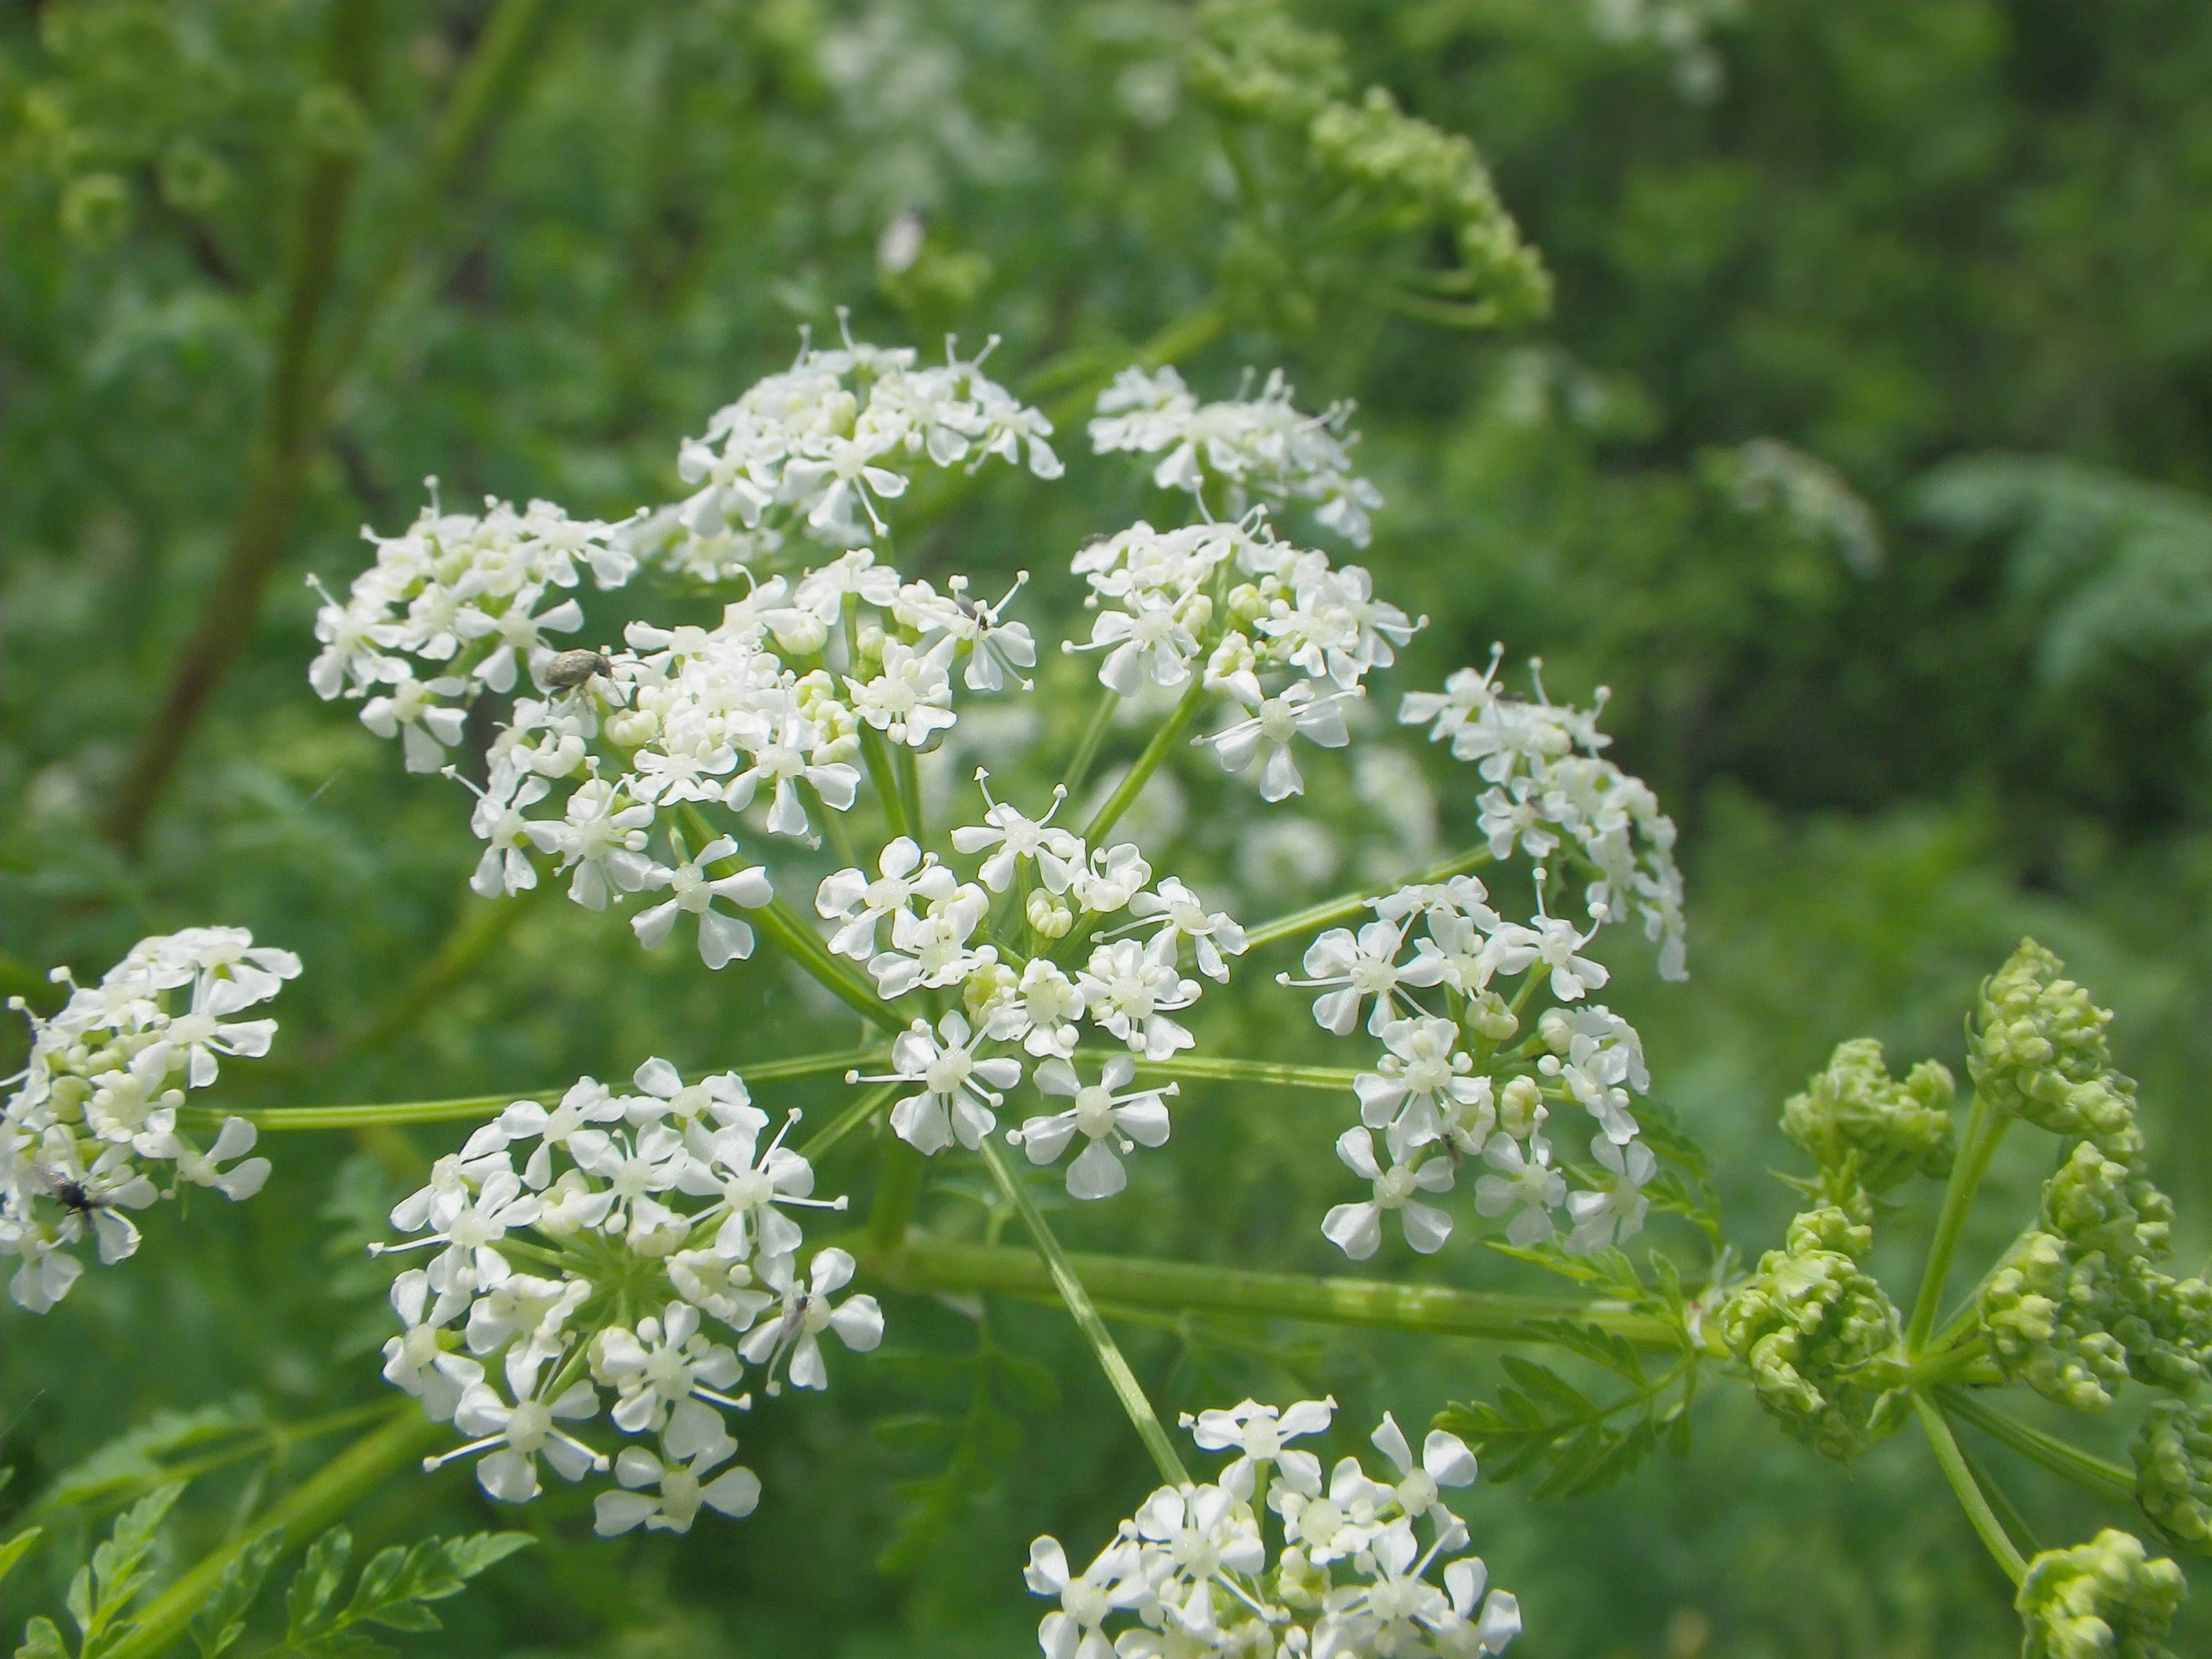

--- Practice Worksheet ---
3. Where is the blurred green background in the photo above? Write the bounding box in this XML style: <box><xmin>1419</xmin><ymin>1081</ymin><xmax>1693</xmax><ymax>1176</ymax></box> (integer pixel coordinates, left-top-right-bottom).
<box><xmin>4</xmin><ymin>1</ymin><xmax>2211</xmax><ymax>1654</ymax></box>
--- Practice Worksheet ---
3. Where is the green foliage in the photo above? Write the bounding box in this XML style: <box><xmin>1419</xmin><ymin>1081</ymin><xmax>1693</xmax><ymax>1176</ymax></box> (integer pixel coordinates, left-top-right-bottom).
<box><xmin>14</xmin><ymin>1483</ymin><xmax>180</xmax><ymax>1659</ymax></box>
<box><xmin>1438</xmin><ymin>1320</ymin><xmax>1693</xmax><ymax>1500</ymax></box>
<box><xmin>2016</xmin><ymin>1529</ymin><xmax>2186</xmax><ymax>1659</ymax></box>
<box><xmin>1717</xmin><ymin>1206</ymin><xmax>1904</xmax><ymax>1463</ymax></box>
<box><xmin>257</xmin><ymin>1528</ymin><xmax>533</xmax><ymax>1659</ymax></box>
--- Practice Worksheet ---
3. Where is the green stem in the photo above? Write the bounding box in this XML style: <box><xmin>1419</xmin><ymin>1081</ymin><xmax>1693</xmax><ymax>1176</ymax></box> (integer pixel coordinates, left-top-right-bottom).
<box><xmin>180</xmin><ymin>1046</ymin><xmax>888</xmax><ymax>1132</ymax></box>
<box><xmin>102</xmin><ymin>0</ymin><xmax>384</xmax><ymax>852</ymax></box>
<box><xmin>870</xmin><ymin>1236</ymin><xmax>1684</xmax><ymax>1349</ymax></box>
<box><xmin>1082</xmin><ymin>677</ymin><xmax>1208</xmax><ymax>844</ymax></box>
<box><xmin>1960</xmin><ymin>1441</ymin><xmax>2043</xmax><ymax>1559</ymax></box>
<box><xmin>1936</xmin><ymin>1387</ymin><xmax>2138</xmax><ymax>1507</ymax></box>
<box><xmin>799</xmin><ymin>1078</ymin><xmax>903</xmax><ymax>1161</ymax></box>
<box><xmin>857</xmin><ymin>725</ymin><xmax>910</xmax><ymax>841</ymax></box>
<box><xmin>866</xmin><ymin>1138</ymin><xmax>927</xmax><ymax>1256</ymax></box>
<box><xmin>1906</xmin><ymin>1091</ymin><xmax>2010</xmax><ymax>1355</ymax></box>
<box><xmin>1913</xmin><ymin>1391</ymin><xmax>2027</xmax><ymax>1586</ymax></box>
<box><xmin>1060</xmin><ymin>686</ymin><xmax>1121</xmax><ymax>799</ymax></box>
<box><xmin>1080</xmin><ymin>1050</ymin><xmax>1361</xmax><ymax>1092</ymax></box>
<box><xmin>893</xmin><ymin>742</ymin><xmax>925</xmax><ymax>845</ymax></box>
<box><xmin>102</xmin><ymin>1410</ymin><xmax>436</xmax><ymax>1659</ymax></box>
<box><xmin>975</xmin><ymin>1141</ymin><xmax>1190</xmax><ymax>1485</ymax></box>
<box><xmin>1241</xmin><ymin>848</ymin><xmax>1495</xmax><ymax>955</ymax></box>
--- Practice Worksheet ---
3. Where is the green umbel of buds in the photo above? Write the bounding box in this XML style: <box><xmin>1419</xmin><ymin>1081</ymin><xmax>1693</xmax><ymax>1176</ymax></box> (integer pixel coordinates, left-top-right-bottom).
<box><xmin>1718</xmin><ymin>1205</ymin><xmax>1904</xmax><ymax>1462</ymax></box>
<box><xmin>2135</xmin><ymin>1400</ymin><xmax>2212</xmax><ymax>1551</ymax></box>
<box><xmin>1971</xmin><ymin>941</ymin><xmax>2140</xmax><ymax>1161</ymax></box>
<box><xmin>2016</xmin><ymin>1529</ymin><xmax>2186</xmax><ymax>1659</ymax></box>
<box><xmin>1983</xmin><ymin>1145</ymin><xmax>2212</xmax><ymax>1411</ymax></box>
<box><xmin>1779</xmin><ymin>1038</ymin><xmax>1953</xmax><ymax>1217</ymax></box>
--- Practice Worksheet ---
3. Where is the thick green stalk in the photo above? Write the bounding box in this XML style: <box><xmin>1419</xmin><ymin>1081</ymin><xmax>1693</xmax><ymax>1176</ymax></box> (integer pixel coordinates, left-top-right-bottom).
<box><xmin>1913</xmin><ymin>1392</ymin><xmax>2027</xmax><ymax>1586</ymax></box>
<box><xmin>1936</xmin><ymin>1387</ymin><xmax>2137</xmax><ymax>1507</ymax></box>
<box><xmin>187</xmin><ymin>1044</ymin><xmax>889</xmax><ymax>1132</ymax></box>
<box><xmin>800</xmin><ymin>1079</ymin><xmax>902</xmax><ymax>1161</ymax></box>
<box><xmin>893</xmin><ymin>742</ymin><xmax>925</xmax><ymax>845</ymax></box>
<box><xmin>976</xmin><ymin>1141</ymin><xmax>1190</xmax><ymax>1485</ymax></box>
<box><xmin>101</xmin><ymin>1410</ymin><xmax>436</xmax><ymax>1659</ymax></box>
<box><xmin>857</xmin><ymin>724</ymin><xmax>911</xmax><ymax>841</ymax></box>
<box><xmin>103</xmin><ymin>0</ymin><xmax>384</xmax><ymax>851</ymax></box>
<box><xmin>866</xmin><ymin>1138</ymin><xmax>928</xmax><ymax>1255</ymax></box>
<box><xmin>872</xmin><ymin>1236</ymin><xmax>1683</xmax><ymax>1349</ymax></box>
<box><xmin>1060</xmin><ymin>686</ymin><xmax>1121</xmax><ymax>799</ymax></box>
<box><xmin>1906</xmin><ymin>1091</ymin><xmax>2010</xmax><ymax>1354</ymax></box>
<box><xmin>1082</xmin><ymin>677</ymin><xmax>1208</xmax><ymax>843</ymax></box>
<box><xmin>1087</xmin><ymin>1051</ymin><xmax>1362</xmax><ymax>1092</ymax></box>
<box><xmin>1241</xmin><ymin>848</ymin><xmax>1494</xmax><ymax>954</ymax></box>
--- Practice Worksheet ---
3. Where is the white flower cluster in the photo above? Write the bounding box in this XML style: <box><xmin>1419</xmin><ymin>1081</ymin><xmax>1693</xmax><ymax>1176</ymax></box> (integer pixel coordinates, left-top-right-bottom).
<box><xmin>831</xmin><ymin>782</ymin><xmax>1246</xmax><ymax>1199</ymax></box>
<box><xmin>306</xmin><ymin>496</ymin><xmax>633</xmax><ymax>772</ymax></box>
<box><xmin>1025</xmin><ymin>1397</ymin><xmax>1519</xmax><ymax>1659</ymax></box>
<box><xmin>1071</xmin><ymin>514</ymin><xmax>1421</xmax><ymax>803</ymax></box>
<box><xmin>447</xmin><ymin>541</ymin><xmax>1042</xmax><ymax>967</ymax></box>
<box><xmin>1287</xmin><ymin>877</ymin><xmax>1657</xmax><ymax>1262</ymax></box>
<box><xmin>377</xmin><ymin>1059</ymin><xmax>879</xmax><ymax>1535</ymax></box>
<box><xmin>670</xmin><ymin>316</ymin><xmax>1063</xmax><ymax>569</ymax></box>
<box><xmin>2</xmin><ymin>929</ymin><xmax>289</xmax><ymax>1313</ymax></box>
<box><xmin>1089</xmin><ymin>366</ymin><xmax>1384</xmax><ymax>547</ymax></box>
<box><xmin>1401</xmin><ymin>655</ymin><xmax>1686</xmax><ymax>980</ymax></box>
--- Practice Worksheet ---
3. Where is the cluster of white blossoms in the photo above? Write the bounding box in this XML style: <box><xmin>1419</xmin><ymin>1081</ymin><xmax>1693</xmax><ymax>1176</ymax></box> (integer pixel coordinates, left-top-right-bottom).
<box><xmin>832</xmin><ymin>782</ymin><xmax>1246</xmax><ymax>1199</ymax></box>
<box><xmin>1</xmin><ymin>929</ymin><xmax>289</xmax><ymax>1312</ymax></box>
<box><xmin>1071</xmin><ymin>512</ymin><xmax>1421</xmax><ymax>805</ymax></box>
<box><xmin>663</xmin><ymin>315</ymin><xmax>1064</xmax><ymax>574</ymax></box>
<box><xmin>1025</xmin><ymin>1397</ymin><xmax>1519</xmax><ymax>1659</ymax></box>
<box><xmin>375</xmin><ymin>1059</ymin><xmax>879</xmax><ymax>1535</ymax></box>
<box><xmin>1294</xmin><ymin>872</ymin><xmax>1658</xmax><ymax>1263</ymax></box>
<box><xmin>1089</xmin><ymin>365</ymin><xmax>1384</xmax><ymax>547</ymax></box>
<box><xmin>1401</xmin><ymin>654</ymin><xmax>1685</xmax><ymax>980</ymax></box>
<box><xmin>306</xmin><ymin>495</ymin><xmax>633</xmax><ymax>772</ymax></box>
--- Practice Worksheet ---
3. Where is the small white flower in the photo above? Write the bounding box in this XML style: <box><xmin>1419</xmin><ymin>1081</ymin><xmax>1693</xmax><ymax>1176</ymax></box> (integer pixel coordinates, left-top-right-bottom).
<box><xmin>1485</xmin><ymin>915</ymin><xmax>1608</xmax><ymax>1003</ymax></box>
<box><xmin>1473</xmin><ymin>1133</ymin><xmax>1566</xmax><ymax>1247</ymax></box>
<box><xmin>1202</xmin><ymin>679</ymin><xmax>1358</xmax><ymax>803</ymax></box>
<box><xmin>1320</xmin><ymin>1128</ymin><xmax>1454</xmax><ymax>1261</ymax></box>
<box><xmin>739</xmin><ymin>1246</ymin><xmax>883</xmax><ymax>1393</ymax></box>
<box><xmin>593</xmin><ymin>1405</ymin><xmax>762</xmax><ymax>1536</ymax></box>
<box><xmin>816</xmin><ymin>837</ymin><xmax>957</xmax><ymax>959</ymax></box>
<box><xmin>862</xmin><ymin>1013</ymin><xmax>1022</xmax><ymax>1155</ymax></box>
<box><xmin>1280</xmin><ymin>919</ymin><xmax>1441</xmax><ymax>1038</ymax></box>
<box><xmin>1565</xmin><ymin>1134</ymin><xmax>1656</xmax><ymax>1254</ymax></box>
<box><xmin>1074</xmin><ymin>937</ymin><xmax>1199</xmax><ymax>1060</ymax></box>
<box><xmin>429</xmin><ymin>1376</ymin><xmax>608</xmax><ymax>1503</ymax></box>
<box><xmin>632</xmin><ymin>833</ymin><xmax>774</xmax><ymax>968</ymax></box>
<box><xmin>1011</xmin><ymin>1053</ymin><xmax>1175</xmax><ymax>1201</ymax></box>
<box><xmin>1182</xmin><ymin>1395</ymin><xmax>1335</xmax><ymax>1500</ymax></box>
<box><xmin>1123</xmin><ymin>877</ymin><xmax>1246</xmax><ymax>983</ymax></box>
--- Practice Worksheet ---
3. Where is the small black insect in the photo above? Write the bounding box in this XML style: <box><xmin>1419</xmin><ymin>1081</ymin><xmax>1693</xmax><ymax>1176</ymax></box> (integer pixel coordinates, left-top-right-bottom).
<box><xmin>30</xmin><ymin>1163</ymin><xmax>111</xmax><ymax>1216</ymax></box>
<box><xmin>543</xmin><ymin>648</ymin><xmax>612</xmax><ymax>691</ymax></box>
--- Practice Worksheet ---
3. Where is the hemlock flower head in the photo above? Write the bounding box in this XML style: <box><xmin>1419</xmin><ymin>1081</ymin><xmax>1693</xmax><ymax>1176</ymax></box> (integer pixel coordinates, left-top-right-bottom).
<box><xmin>3</xmin><ymin>928</ymin><xmax>292</xmax><ymax>1312</ymax></box>
<box><xmin>1024</xmin><ymin>1399</ymin><xmax>1518</xmax><ymax>1659</ymax></box>
<box><xmin>380</xmin><ymin>1060</ymin><xmax>863</xmax><ymax>1531</ymax></box>
<box><xmin>2133</xmin><ymin>1399</ymin><xmax>2212</xmax><ymax>1550</ymax></box>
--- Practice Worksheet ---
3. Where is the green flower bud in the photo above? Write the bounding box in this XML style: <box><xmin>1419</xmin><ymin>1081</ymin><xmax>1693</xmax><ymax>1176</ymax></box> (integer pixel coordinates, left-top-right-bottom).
<box><xmin>158</xmin><ymin>136</ymin><xmax>230</xmax><ymax>213</ymax></box>
<box><xmin>2016</xmin><ymin>1529</ymin><xmax>2186</xmax><ymax>1659</ymax></box>
<box><xmin>1971</xmin><ymin>941</ymin><xmax>2139</xmax><ymax>1156</ymax></box>
<box><xmin>2134</xmin><ymin>1400</ymin><xmax>2212</xmax><ymax>1551</ymax></box>
<box><xmin>1981</xmin><ymin>1132</ymin><xmax>2212</xmax><ymax>1409</ymax></box>
<box><xmin>1189</xmin><ymin>0</ymin><xmax>1347</xmax><ymax>125</ymax></box>
<box><xmin>1718</xmin><ymin>1205</ymin><xmax>1904</xmax><ymax>1461</ymax></box>
<box><xmin>1780</xmin><ymin>1038</ymin><xmax>1953</xmax><ymax>1212</ymax></box>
